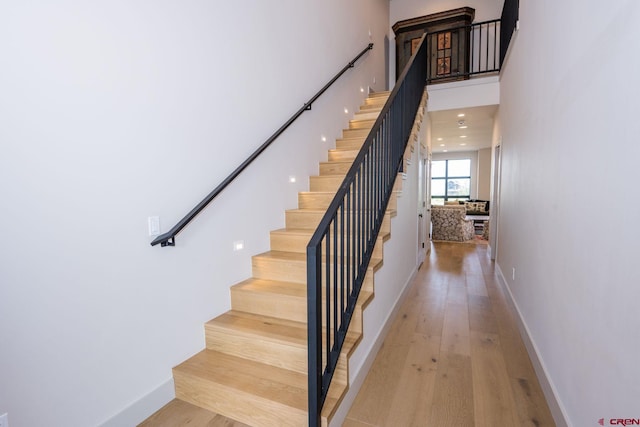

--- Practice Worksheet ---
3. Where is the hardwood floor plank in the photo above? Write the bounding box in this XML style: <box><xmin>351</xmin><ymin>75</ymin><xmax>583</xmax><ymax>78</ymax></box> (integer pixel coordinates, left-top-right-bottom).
<box><xmin>346</xmin><ymin>340</ymin><xmax>411</xmax><ymax>424</ymax></box>
<box><xmin>383</xmin><ymin>333</ymin><xmax>441</xmax><ymax>426</ymax></box>
<box><xmin>470</xmin><ymin>331</ymin><xmax>519</xmax><ymax>427</ymax></box>
<box><xmin>467</xmin><ymin>294</ymin><xmax>499</xmax><ymax>334</ymax></box>
<box><xmin>428</xmin><ymin>352</ymin><xmax>474</xmax><ymax>427</ymax></box>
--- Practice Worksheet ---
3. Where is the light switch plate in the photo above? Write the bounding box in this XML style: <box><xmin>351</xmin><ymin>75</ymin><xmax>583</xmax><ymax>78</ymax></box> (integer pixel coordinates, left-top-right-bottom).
<box><xmin>148</xmin><ymin>216</ymin><xmax>160</xmax><ymax>236</ymax></box>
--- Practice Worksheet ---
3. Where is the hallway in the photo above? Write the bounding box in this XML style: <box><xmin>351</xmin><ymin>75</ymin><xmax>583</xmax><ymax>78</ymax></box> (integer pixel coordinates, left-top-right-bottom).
<box><xmin>344</xmin><ymin>241</ymin><xmax>555</xmax><ymax>426</ymax></box>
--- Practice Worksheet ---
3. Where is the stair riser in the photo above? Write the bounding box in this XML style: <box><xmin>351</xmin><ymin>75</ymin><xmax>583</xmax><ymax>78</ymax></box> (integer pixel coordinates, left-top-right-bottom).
<box><xmin>310</xmin><ymin>175</ymin><xmax>403</xmax><ymax>193</ymax></box>
<box><xmin>299</xmin><ymin>192</ymin><xmax>397</xmax><ymax>211</ymax></box>
<box><xmin>252</xmin><ymin>256</ymin><xmax>379</xmax><ymax>287</ymax></box>
<box><xmin>174</xmin><ymin>371</ymin><xmax>307</xmax><ymax>427</ymax></box>
<box><xmin>231</xmin><ymin>289</ymin><xmax>305</xmax><ymax>322</ymax></box>
<box><xmin>205</xmin><ymin>327</ymin><xmax>352</xmax><ymax>385</ymax></box>
<box><xmin>270</xmin><ymin>231</ymin><xmax>385</xmax><ymax>259</ymax></box>
<box><xmin>328</xmin><ymin>150</ymin><xmax>359</xmax><ymax>162</ymax></box>
<box><xmin>319</xmin><ymin>162</ymin><xmax>352</xmax><ymax>175</ymax></box>
<box><xmin>353</xmin><ymin>111</ymin><xmax>380</xmax><ymax>121</ymax></box>
<box><xmin>335</xmin><ymin>138</ymin><xmax>366</xmax><ymax>150</ymax></box>
<box><xmin>231</xmin><ymin>285</ymin><xmax>371</xmax><ymax>330</ymax></box>
<box><xmin>205</xmin><ymin>327</ymin><xmax>307</xmax><ymax>375</ymax></box>
<box><xmin>349</xmin><ymin>119</ymin><xmax>375</xmax><ymax>130</ymax></box>
<box><xmin>363</xmin><ymin>97</ymin><xmax>387</xmax><ymax>106</ymax></box>
<box><xmin>285</xmin><ymin>210</ymin><xmax>392</xmax><ymax>234</ymax></box>
<box><xmin>342</xmin><ymin>128</ymin><xmax>371</xmax><ymax>139</ymax></box>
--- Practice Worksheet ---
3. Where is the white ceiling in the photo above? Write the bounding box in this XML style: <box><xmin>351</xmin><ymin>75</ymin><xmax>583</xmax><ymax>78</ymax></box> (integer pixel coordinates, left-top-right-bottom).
<box><xmin>430</xmin><ymin>105</ymin><xmax>498</xmax><ymax>154</ymax></box>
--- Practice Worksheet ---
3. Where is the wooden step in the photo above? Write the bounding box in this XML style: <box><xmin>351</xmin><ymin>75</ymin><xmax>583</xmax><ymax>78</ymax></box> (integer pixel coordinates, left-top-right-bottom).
<box><xmin>319</xmin><ymin>160</ymin><xmax>354</xmax><ymax>175</ymax></box>
<box><xmin>342</xmin><ymin>128</ymin><xmax>371</xmax><ymax>139</ymax></box>
<box><xmin>230</xmin><ymin>278</ymin><xmax>373</xmax><ymax>325</ymax></box>
<box><xmin>348</xmin><ymin>118</ymin><xmax>375</xmax><ymax>130</ymax></box>
<box><xmin>270</xmin><ymin>227</ymin><xmax>388</xmax><ymax>259</ymax></box>
<box><xmin>205</xmin><ymin>310</ymin><xmax>365</xmax><ymax>385</ymax></box>
<box><xmin>353</xmin><ymin>110</ymin><xmax>381</xmax><ymax>121</ymax></box>
<box><xmin>231</xmin><ymin>278</ymin><xmax>306</xmax><ymax>323</ymax></box>
<box><xmin>298</xmin><ymin>191</ymin><xmax>398</xmax><ymax>211</ymax></box>
<box><xmin>363</xmin><ymin>95</ymin><xmax>388</xmax><ymax>106</ymax></box>
<box><xmin>284</xmin><ymin>209</ymin><xmax>394</xmax><ymax>233</ymax></box>
<box><xmin>328</xmin><ymin>148</ymin><xmax>360</xmax><ymax>162</ymax></box>
<box><xmin>251</xmin><ymin>250</ymin><xmax>383</xmax><ymax>285</ymax></box>
<box><xmin>335</xmin><ymin>137</ymin><xmax>367</xmax><ymax>150</ymax></box>
<box><xmin>309</xmin><ymin>174</ymin><xmax>402</xmax><ymax>194</ymax></box>
<box><xmin>174</xmin><ymin>346</ymin><xmax>357</xmax><ymax>427</ymax></box>
<box><xmin>359</xmin><ymin>103</ymin><xmax>384</xmax><ymax>111</ymax></box>
<box><xmin>205</xmin><ymin>310</ymin><xmax>307</xmax><ymax>374</ymax></box>
<box><xmin>367</xmin><ymin>91</ymin><xmax>390</xmax><ymax>99</ymax></box>
<box><xmin>173</xmin><ymin>349</ymin><xmax>326</xmax><ymax>427</ymax></box>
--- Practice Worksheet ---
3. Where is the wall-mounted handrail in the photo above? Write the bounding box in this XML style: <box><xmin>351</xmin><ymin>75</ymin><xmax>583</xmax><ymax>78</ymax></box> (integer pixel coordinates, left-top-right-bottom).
<box><xmin>151</xmin><ymin>43</ymin><xmax>373</xmax><ymax>247</ymax></box>
<box><xmin>306</xmin><ymin>34</ymin><xmax>428</xmax><ymax>426</ymax></box>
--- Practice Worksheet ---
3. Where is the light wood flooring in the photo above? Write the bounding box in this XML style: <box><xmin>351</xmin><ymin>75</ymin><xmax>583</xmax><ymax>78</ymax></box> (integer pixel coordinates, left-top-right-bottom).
<box><xmin>140</xmin><ymin>241</ymin><xmax>555</xmax><ymax>426</ymax></box>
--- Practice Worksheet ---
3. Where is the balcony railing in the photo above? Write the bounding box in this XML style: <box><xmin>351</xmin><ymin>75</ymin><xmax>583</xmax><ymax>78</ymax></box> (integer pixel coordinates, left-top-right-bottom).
<box><xmin>426</xmin><ymin>19</ymin><xmax>501</xmax><ymax>84</ymax></box>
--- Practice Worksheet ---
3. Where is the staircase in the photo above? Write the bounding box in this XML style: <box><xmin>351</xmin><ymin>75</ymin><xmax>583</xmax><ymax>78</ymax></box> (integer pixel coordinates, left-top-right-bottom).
<box><xmin>172</xmin><ymin>91</ymin><xmax>403</xmax><ymax>426</ymax></box>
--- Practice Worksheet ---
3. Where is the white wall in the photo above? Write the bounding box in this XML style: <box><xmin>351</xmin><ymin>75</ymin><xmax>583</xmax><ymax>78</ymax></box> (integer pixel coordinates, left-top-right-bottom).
<box><xmin>0</xmin><ymin>1</ymin><xmax>390</xmax><ymax>425</ymax></box>
<box><xmin>496</xmin><ymin>1</ymin><xmax>640</xmax><ymax>426</ymax></box>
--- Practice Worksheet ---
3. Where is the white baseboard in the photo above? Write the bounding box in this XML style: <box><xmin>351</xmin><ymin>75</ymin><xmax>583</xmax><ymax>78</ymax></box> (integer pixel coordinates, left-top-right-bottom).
<box><xmin>98</xmin><ymin>378</ymin><xmax>175</xmax><ymax>427</ymax></box>
<box><xmin>495</xmin><ymin>264</ymin><xmax>571</xmax><ymax>427</ymax></box>
<box><xmin>329</xmin><ymin>266</ymin><xmax>418</xmax><ymax>427</ymax></box>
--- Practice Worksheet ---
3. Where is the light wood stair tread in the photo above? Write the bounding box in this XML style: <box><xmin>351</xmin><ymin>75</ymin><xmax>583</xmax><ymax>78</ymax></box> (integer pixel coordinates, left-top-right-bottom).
<box><xmin>285</xmin><ymin>207</ymin><xmax>397</xmax><ymax>218</ymax></box>
<box><xmin>174</xmin><ymin>349</ymin><xmax>308</xmax><ymax>409</ymax></box>
<box><xmin>208</xmin><ymin>310</ymin><xmax>307</xmax><ymax>345</ymax></box>
<box><xmin>232</xmin><ymin>278</ymin><xmax>306</xmax><ymax>298</ymax></box>
<box><xmin>271</xmin><ymin>227</ymin><xmax>390</xmax><ymax>241</ymax></box>
<box><xmin>254</xmin><ymin>250</ymin><xmax>383</xmax><ymax>271</ymax></box>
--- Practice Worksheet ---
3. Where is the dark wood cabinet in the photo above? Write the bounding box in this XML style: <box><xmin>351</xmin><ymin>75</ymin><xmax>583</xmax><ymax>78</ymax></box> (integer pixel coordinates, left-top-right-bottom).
<box><xmin>392</xmin><ymin>7</ymin><xmax>475</xmax><ymax>83</ymax></box>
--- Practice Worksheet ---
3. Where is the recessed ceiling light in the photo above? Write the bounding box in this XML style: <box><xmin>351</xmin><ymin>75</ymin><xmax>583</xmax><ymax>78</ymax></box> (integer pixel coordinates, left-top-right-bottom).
<box><xmin>459</xmin><ymin>125</ymin><xmax>468</xmax><ymax>129</ymax></box>
<box><xmin>440</xmin><ymin>143</ymin><xmax>445</xmax><ymax>147</ymax></box>
<box><xmin>460</xmin><ymin>135</ymin><xmax>467</xmax><ymax>138</ymax></box>
<box><xmin>460</xmin><ymin>143</ymin><xmax>467</xmax><ymax>146</ymax></box>
<box><xmin>443</xmin><ymin>149</ymin><xmax>448</xmax><ymax>152</ymax></box>
<box><xmin>457</xmin><ymin>113</ymin><xmax>465</xmax><ymax>117</ymax></box>
<box><xmin>437</xmin><ymin>137</ymin><xmax>443</xmax><ymax>141</ymax></box>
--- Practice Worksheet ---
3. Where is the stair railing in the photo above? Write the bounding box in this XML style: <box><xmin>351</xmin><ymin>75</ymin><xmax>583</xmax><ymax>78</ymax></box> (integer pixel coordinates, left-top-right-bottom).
<box><xmin>306</xmin><ymin>34</ymin><xmax>428</xmax><ymax>426</ymax></box>
<box><xmin>151</xmin><ymin>43</ymin><xmax>373</xmax><ymax>247</ymax></box>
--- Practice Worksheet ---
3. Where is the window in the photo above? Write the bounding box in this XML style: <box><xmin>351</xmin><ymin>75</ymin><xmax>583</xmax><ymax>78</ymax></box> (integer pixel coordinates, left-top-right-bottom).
<box><xmin>431</xmin><ymin>159</ymin><xmax>471</xmax><ymax>205</ymax></box>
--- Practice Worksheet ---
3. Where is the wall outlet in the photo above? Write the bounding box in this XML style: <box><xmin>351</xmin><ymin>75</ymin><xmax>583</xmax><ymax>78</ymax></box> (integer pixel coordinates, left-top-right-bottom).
<box><xmin>0</xmin><ymin>412</ymin><xmax>9</xmax><ymax>427</ymax></box>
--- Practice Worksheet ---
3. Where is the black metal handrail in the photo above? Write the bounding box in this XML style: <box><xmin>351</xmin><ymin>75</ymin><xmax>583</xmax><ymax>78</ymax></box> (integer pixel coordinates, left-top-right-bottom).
<box><xmin>151</xmin><ymin>43</ymin><xmax>373</xmax><ymax>247</ymax></box>
<box><xmin>426</xmin><ymin>19</ymin><xmax>501</xmax><ymax>84</ymax></box>
<box><xmin>306</xmin><ymin>35</ymin><xmax>428</xmax><ymax>426</ymax></box>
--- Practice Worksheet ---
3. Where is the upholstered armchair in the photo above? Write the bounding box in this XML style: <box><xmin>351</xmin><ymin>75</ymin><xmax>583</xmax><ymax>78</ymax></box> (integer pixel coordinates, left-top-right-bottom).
<box><xmin>431</xmin><ymin>205</ymin><xmax>475</xmax><ymax>242</ymax></box>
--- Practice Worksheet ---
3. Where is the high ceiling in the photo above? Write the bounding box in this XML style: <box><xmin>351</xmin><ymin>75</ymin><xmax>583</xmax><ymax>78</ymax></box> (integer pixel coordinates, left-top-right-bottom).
<box><xmin>430</xmin><ymin>105</ymin><xmax>498</xmax><ymax>154</ymax></box>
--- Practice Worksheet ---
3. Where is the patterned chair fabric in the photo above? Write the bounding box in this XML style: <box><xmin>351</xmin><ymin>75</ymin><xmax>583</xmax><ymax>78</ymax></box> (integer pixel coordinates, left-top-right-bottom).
<box><xmin>431</xmin><ymin>205</ymin><xmax>475</xmax><ymax>242</ymax></box>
